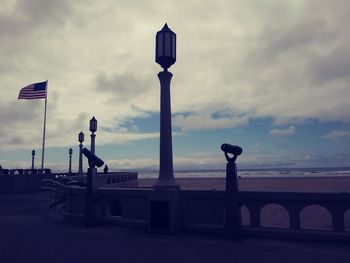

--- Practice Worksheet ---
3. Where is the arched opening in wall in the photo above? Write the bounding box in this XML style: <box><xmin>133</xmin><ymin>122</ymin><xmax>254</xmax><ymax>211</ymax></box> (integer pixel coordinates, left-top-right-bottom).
<box><xmin>260</xmin><ymin>203</ymin><xmax>290</xmax><ymax>228</ymax></box>
<box><xmin>344</xmin><ymin>209</ymin><xmax>350</xmax><ymax>231</ymax></box>
<box><xmin>110</xmin><ymin>201</ymin><xmax>122</xmax><ymax>217</ymax></box>
<box><xmin>241</xmin><ymin>205</ymin><xmax>250</xmax><ymax>226</ymax></box>
<box><xmin>300</xmin><ymin>205</ymin><xmax>332</xmax><ymax>231</ymax></box>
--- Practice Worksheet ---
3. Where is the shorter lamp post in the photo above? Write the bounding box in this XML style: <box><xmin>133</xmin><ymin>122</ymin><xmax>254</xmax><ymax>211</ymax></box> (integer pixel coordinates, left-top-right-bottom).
<box><xmin>221</xmin><ymin>143</ymin><xmax>243</xmax><ymax>240</ymax></box>
<box><xmin>68</xmin><ymin>148</ymin><xmax>73</xmax><ymax>175</ymax></box>
<box><xmin>89</xmin><ymin>117</ymin><xmax>97</xmax><ymax>155</ymax></box>
<box><xmin>78</xmin><ymin>132</ymin><xmax>84</xmax><ymax>175</ymax></box>
<box><xmin>31</xmin><ymin>149</ymin><xmax>35</xmax><ymax>170</ymax></box>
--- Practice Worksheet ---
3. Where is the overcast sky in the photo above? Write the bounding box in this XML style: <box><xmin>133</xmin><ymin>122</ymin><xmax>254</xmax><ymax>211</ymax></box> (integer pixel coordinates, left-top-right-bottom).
<box><xmin>1</xmin><ymin>0</ymin><xmax>350</xmax><ymax>171</ymax></box>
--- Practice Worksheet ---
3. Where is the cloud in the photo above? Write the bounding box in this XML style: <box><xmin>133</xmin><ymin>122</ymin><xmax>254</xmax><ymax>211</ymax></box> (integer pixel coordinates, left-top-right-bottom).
<box><xmin>324</xmin><ymin>130</ymin><xmax>350</xmax><ymax>140</ymax></box>
<box><xmin>270</xmin><ymin>126</ymin><xmax>296</xmax><ymax>137</ymax></box>
<box><xmin>95</xmin><ymin>72</ymin><xmax>152</xmax><ymax>102</ymax></box>
<box><xmin>173</xmin><ymin>113</ymin><xmax>249</xmax><ymax>131</ymax></box>
<box><xmin>1</xmin><ymin>0</ymin><xmax>350</xmax><ymax>170</ymax></box>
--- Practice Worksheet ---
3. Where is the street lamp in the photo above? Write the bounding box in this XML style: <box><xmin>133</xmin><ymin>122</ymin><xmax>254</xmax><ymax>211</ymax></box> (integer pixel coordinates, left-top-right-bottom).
<box><xmin>153</xmin><ymin>23</ymin><xmax>179</xmax><ymax>189</ymax></box>
<box><xmin>89</xmin><ymin>117</ymin><xmax>97</xmax><ymax>154</ymax></box>
<box><xmin>156</xmin><ymin>23</ymin><xmax>176</xmax><ymax>70</ymax></box>
<box><xmin>31</xmin><ymin>149</ymin><xmax>35</xmax><ymax>170</ymax></box>
<box><xmin>68</xmin><ymin>148</ymin><xmax>73</xmax><ymax>175</ymax></box>
<box><xmin>78</xmin><ymin>131</ymin><xmax>84</xmax><ymax>175</ymax></box>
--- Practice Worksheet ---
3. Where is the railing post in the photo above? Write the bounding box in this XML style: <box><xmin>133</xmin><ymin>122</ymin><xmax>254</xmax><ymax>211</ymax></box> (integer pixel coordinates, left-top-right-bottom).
<box><xmin>288</xmin><ymin>204</ymin><xmax>302</xmax><ymax>230</ymax></box>
<box><xmin>330</xmin><ymin>206</ymin><xmax>345</xmax><ymax>232</ymax></box>
<box><xmin>249</xmin><ymin>204</ymin><xmax>261</xmax><ymax>227</ymax></box>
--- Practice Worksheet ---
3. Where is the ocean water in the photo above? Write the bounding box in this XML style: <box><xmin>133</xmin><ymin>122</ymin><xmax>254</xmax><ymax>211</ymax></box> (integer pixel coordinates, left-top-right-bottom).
<box><xmin>137</xmin><ymin>167</ymin><xmax>350</xmax><ymax>179</ymax></box>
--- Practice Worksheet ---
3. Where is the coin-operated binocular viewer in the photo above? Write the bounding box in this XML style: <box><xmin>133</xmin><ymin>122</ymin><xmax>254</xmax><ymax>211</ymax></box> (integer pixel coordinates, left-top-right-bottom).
<box><xmin>82</xmin><ymin>147</ymin><xmax>104</xmax><ymax>227</ymax></box>
<box><xmin>221</xmin><ymin>143</ymin><xmax>243</xmax><ymax>239</ymax></box>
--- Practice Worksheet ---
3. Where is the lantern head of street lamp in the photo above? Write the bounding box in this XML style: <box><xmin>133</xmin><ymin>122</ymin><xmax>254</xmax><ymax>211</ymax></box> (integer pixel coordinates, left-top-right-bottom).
<box><xmin>155</xmin><ymin>23</ymin><xmax>176</xmax><ymax>70</ymax></box>
<box><xmin>32</xmin><ymin>149</ymin><xmax>35</xmax><ymax>157</ymax></box>
<box><xmin>78</xmin><ymin>131</ymin><xmax>84</xmax><ymax>143</ymax></box>
<box><xmin>69</xmin><ymin>148</ymin><xmax>73</xmax><ymax>155</ymax></box>
<box><xmin>89</xmin><ymin>117</ymin><xmax>97</xmax><ymax>133</ymax></box>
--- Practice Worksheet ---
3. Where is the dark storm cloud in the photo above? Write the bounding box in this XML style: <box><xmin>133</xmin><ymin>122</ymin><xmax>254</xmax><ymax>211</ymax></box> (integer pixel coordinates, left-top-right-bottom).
<box><xmin>0</xmin><ymin>100</ymin><xmax>40</xmax><ymax>124</ymax></box>
<box><xmin>214</xmin><ymin>0</ymin><xmax>350</xmax><ymax>126</ymax></box>
<box><xmin>0</xmin><ymin>100</ymin><xmax>44</xmax><ymax>149</ymax></box>
<box><xmin>95</xmin><ymin>72</ymin><xmax>152</xmax><ymax>102</ymax></box>
<box><xmin>47</xmin><ymin>112</ymin><xmax>89</xmax><ymax>140</ymax></box>
<box><xmin>0</xmin><ymin>0</ymin><xmax>72</xmax><ymax>37</ymax></box>
<box><xmin>1</xmin><ymin>0</ymin><xmax>350</xmax><ymax>155</ymax></box>
<box><xmin>255</xmin><ymin>18</ymin><xmax>333</xmax><ymax>62</ymax></box>
<box><xmin>250</xmin><ymin>1</ymin><xmax>350</xmax><ymax>86</ymax></box>
<box><xmin>309</xmin><ymin>46</ymin><xmax>350</xmax><ymax>84</ymax></box>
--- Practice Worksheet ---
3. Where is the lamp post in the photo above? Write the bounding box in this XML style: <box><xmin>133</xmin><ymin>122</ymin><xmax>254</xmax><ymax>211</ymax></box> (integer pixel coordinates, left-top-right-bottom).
<box><xmin>68</xmin><ymin>148</ymin><xmax>73</xmax><ymax>175</ymax></box>
<box><xmin>78</xmin><ymin>131</ymin><xmax>84</xmax><ymax>175</ymax></box>
<box><xmin>153</xmin><ymin>23</ymin><xmax>179</xmax><ymax>189</ymax></box>
<box><xmin>89</xmin><ymin>117</ymin><xmax>97</xmax><ymax>155</ymax></box>
<box><xmin>31</xmin><ymin>149</ymin><xmax>35</xmax><ymax>170</ymax></box>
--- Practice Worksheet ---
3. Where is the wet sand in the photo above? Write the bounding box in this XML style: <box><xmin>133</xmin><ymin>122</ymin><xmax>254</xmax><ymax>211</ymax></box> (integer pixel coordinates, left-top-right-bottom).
<box><xmin>138</xmin><ymin>176</ymin><xmax>350</xmax><ymax>193</ymax></box>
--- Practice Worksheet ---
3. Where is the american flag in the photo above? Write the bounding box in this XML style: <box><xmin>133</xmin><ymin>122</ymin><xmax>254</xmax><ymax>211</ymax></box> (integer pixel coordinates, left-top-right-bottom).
<box><xmin>18</xmin><ymin>81</ymin><xmax>47</xmax><ymax>100</ymax></box>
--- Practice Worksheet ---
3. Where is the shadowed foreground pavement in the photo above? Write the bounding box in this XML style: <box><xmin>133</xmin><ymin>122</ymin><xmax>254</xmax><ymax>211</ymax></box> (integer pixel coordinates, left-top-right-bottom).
<box><xmin>0</xmin><ymin>191</ymin><xmax>350</xmax><ymax>263</ymax></box>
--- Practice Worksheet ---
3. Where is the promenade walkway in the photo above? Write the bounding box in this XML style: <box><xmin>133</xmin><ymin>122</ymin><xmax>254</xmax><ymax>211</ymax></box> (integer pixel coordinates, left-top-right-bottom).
<box><xmin>0</xmin><ymin>191</ymin><xmax>349</xmax><ymax>263</ymax></box>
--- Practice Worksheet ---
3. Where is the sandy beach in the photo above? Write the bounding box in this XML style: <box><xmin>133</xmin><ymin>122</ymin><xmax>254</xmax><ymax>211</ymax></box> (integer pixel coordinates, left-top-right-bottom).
<box><xmin>138</xmin><ymin>176</ymin><xmax>350</xmax><ymax>193</ymax></box>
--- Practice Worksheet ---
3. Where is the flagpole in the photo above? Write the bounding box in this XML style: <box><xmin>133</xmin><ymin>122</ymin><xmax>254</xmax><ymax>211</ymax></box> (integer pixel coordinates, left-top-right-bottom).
<box><xmin>41</xmin><ymin>80</ymin><xmax>48</xmax><ymax>169</ymax></box>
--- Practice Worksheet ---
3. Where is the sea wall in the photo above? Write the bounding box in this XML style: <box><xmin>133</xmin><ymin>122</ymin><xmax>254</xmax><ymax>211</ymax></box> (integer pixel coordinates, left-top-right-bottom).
<box><xmin>64</xmin><ymin>187</ymin><xmax>350</xmax><ymax>241</ymax></box>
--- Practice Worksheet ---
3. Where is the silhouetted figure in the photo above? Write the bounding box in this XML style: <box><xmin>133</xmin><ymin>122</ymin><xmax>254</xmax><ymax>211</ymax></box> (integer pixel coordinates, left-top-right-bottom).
<box><xmin>103</xmin><ymin>165</ymin><xmax>108</xmax><ymax>174</ymax></box>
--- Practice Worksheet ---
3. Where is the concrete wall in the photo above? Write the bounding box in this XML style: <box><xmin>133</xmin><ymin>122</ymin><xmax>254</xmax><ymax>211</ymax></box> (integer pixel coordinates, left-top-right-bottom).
<box><xmin>64</xmin><ymin>187</ymin><xmax>350</xmax><ymax>240</ymax></box>
<box><xmin>0</xmin><ymin>169</ymin><xmax>52</xmax><ymax>194</ymax></box>
<box><xmin>66</xmin><ymin>172</ymin><xmax>138</xmax><ymax>187</ymax></box>
<box><xmin>0</xmin><ymin>171</ymin><xmax>137</xmax><ymax>194</ymax></box>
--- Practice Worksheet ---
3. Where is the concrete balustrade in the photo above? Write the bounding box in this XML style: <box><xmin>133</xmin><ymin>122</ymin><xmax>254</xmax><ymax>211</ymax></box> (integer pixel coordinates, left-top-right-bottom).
<box><xmin>64</xmin><ymin>187</ymin><xmax>350</xmax><ymax>241</ymax></box>
<box><xmin>0</xmin><ymin>170</ymin><xmax>137</xmax><ymax>194</ymax></box>
<box><xmin>240</xmin><ymin>191</ymin><xmax>350</xmax><ymax>233</ymax></box>
<box><xmin>0</xmin><ymin>169</ymin><xmax>50</xmax><ymax>193</ymax></box>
